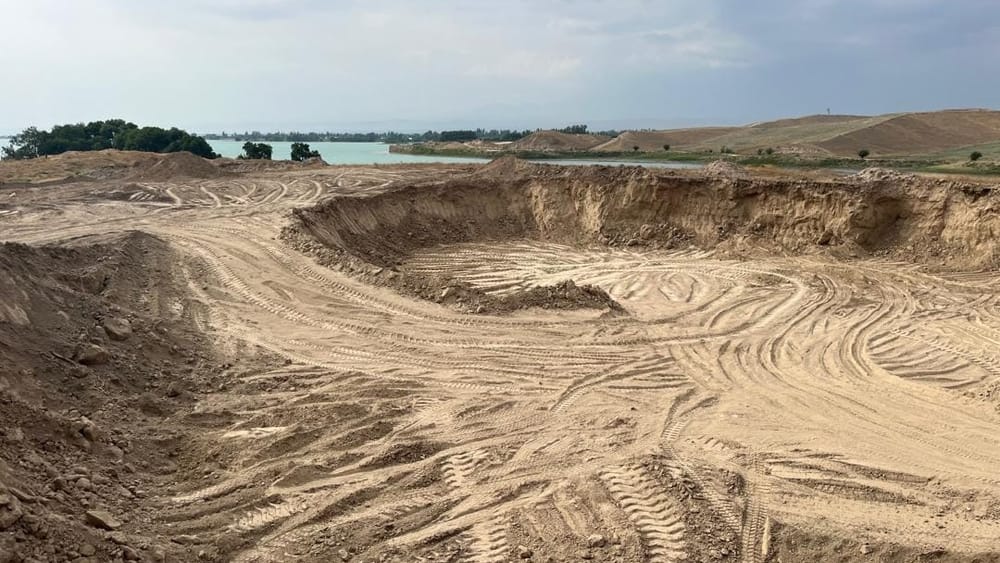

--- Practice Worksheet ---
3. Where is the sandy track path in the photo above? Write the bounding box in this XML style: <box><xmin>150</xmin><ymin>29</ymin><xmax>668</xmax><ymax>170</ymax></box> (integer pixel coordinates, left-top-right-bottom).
<box><xmin>5</xmin><ymin>164</ymin><xmax>1000</xmax><ymax>561</ymax></box>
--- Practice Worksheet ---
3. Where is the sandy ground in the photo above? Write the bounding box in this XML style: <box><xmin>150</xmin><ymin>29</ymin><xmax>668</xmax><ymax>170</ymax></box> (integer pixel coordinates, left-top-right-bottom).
<box><xmin>2</xmin><ymin>154</ymin><xmax>1000</xmax><ymax>562</ymax></box>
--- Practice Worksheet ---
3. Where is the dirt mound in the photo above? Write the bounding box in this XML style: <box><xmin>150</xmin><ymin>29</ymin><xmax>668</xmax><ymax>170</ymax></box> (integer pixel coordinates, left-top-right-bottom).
<box><xmin>126</xmin><ymin>151</ymin><xmax>227</xmax><ymax>181</ymax></box>
<box><xmin>0</xmin><ymin>231</ymin><xmax>221</xmax><ymax>562</ymax></box>
<box><xmin>509</xmin><ymin>131</ymin><xmax>610</xmax><ymax>151</ymax></box>
<box><xmin>0</xmin><ymin>150</ymin><xmax>229</xmax><ymax>186</ymax></box>
<box><xmin>703</xmin><ymin>159</ymin><xmax>750</xmax><ymax>179</ymax></box>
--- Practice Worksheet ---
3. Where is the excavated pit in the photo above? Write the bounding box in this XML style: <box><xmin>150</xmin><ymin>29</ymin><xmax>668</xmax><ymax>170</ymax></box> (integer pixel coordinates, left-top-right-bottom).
<box><xmin>287</xmin><ymin>160</ymin><xmax>1000</xmax><ymax>313</ymax></box>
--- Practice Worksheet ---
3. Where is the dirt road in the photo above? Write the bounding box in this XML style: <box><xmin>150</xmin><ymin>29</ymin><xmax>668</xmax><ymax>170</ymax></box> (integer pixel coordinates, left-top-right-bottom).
<box><xmin>2</xmin><ymin>155</ymin><xmax>1000</xmax><ymax>562</ymax></box>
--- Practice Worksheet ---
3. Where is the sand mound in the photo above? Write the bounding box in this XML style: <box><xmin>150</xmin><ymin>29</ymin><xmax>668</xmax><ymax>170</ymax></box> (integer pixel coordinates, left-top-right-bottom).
<box><xmin>703</xmin><ymin>159</ymin><xmax>750</xmax><ymax>179</ymax></box>
<box><xmin>126</xmin><ymin>151</ymin><xmax>226</xmax><ymax>181</ymax></box>
<box><xmin>509</xmin><ymin>131</ymin><xmax>610</xmax><ymax>151</ymax></box>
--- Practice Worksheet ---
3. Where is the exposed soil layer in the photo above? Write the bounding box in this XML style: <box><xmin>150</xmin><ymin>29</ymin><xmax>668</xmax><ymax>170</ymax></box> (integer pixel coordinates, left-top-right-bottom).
<box><xmin>2</xmin><ymin>152</ymin><xmax>1000</xmax><ymax>562</ymax></box>
<box><xmin>290</xmin><ymin>157</ymin><xmax>1000</xmax><ymax>274</ymax></box>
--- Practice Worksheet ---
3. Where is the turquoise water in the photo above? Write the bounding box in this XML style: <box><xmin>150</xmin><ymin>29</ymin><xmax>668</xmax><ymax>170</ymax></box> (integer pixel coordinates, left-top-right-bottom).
<box><xmin>208</xmin><ymin>141</ymin><xmax>487</xmax><ymax>164</ymax></box>
<box><xmin>208</xmin><ymin>140</ymin><xmax>703</xmax><ymax>169</ymax></box>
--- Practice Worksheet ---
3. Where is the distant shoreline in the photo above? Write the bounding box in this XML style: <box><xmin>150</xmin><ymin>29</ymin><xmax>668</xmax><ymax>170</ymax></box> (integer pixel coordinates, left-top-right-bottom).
<box><xmin>389</xmin><ymin>143</ymin><xmax>1000</xmax><ymax>176</ymax></box>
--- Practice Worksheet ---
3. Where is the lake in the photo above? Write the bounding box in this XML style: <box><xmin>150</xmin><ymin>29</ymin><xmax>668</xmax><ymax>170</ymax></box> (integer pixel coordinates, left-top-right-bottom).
<box><xmin>207</xmin><ymin>140</ymin><xmax>703</xmax><ymax>169</ymax></box>
<box><xmin>208</xmin><ymin>141</ymin><xmax>486</xmax><ymax>164</ymax></box>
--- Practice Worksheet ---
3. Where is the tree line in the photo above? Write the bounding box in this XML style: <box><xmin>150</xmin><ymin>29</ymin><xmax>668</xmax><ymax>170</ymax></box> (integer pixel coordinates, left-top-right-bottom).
<box><xmin>1</xmin><ymin>119</ymin><xmax>217</xmax><ymax>160</ymax></box>
<box><xmin>206</xmin><ymin>125</ymin><xmax>620</xmax><ymax>144</ymax></box>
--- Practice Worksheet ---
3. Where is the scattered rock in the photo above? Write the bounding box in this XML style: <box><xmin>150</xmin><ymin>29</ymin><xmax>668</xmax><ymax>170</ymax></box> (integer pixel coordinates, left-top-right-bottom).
<box><xmin>84</xmin><ymin>509</ymin><xmax>122</xmax><ymax>530</ymax></box>
<box><xmin>338</xmin><ymin>548</ymin><xmax>350</xmax><ymax>561</ymax></box>
<box><xmin>586</xmin><ymin>534</ymin><xmax>606</xmax><ymax>548</ymax></box>
<box><xmin>516</xmin><ymin>545</ymin><xmax>533</xmax><ymax>559</ymax></box>
<box><xmin>78</xmin><ymin>417</ymin><xmax>100</xmax><ymax>442</ymax></box>
<box><xmin>0</xmin><ymin>491</ymin><xmax>24</xmax><ymax>530</ymax></box>
<box><xmin>165</xmin><ymin>381</ymin><xmax>183</xmax><ymax>398</ymax></box>
<box><xmin>79</xmin><ymin>544</ymin><xmax>96</xmax><ymax>556</ymax></box>
<box><xmin>860</xmin><ymin>543</ymin><xmax>873</xmax><ymax>555</ymax></box>
<box><xmin>122</xmin><ymin>546</ymin><xmax>141</xmax><ymax>561</ymax></box>
<box><xmin>102</xmin><ymin>317</ymin><xmax>132</xmax><ymax>341</ymax></box>
<box><xmin>75</xmin><ymin>344</ymin><xmax>110</xmax><ymax>366</ymax></box>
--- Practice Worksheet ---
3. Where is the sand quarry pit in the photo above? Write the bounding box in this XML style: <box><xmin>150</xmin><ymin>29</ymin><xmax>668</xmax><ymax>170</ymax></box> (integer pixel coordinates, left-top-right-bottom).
<box><xmin>2</xmin><ymin>154</ymin><xmax>1000</xmax><ymax>562</ymax></box>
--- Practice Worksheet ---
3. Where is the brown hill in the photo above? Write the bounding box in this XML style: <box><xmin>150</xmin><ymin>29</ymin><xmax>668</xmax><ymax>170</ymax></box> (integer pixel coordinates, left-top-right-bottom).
<box><xmin>594</xmin><ymin>109</ymin><xmax>1000</xmax><ymax>157</ymax></box>
<box><xmin>816</xmin><ymin>109</ymin><xmax>1000</xmax><ymax>156</ymax></box>
<box><xmin>509</xmin><ymin>131</ymin><xmax>610</xmax><ymax>151</ymax></box>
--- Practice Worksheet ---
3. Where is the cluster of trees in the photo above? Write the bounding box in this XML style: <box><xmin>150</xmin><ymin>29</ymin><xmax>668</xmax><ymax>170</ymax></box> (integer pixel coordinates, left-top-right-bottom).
<box><xmin>239</xmin><ymin>142</ymin><xmax>273</xmax><ymax>160</ymax></box>
<box><xmin>290</xmin><ymin>142</ymin><xmax>320</xmax><ymax>161</ymax></box>
<box><xmin>237</xmin><ymin>142</ymin><xmax>322</xmax><ymax>161</ymax></box>
<box><xmin>1</xmin><ymin>120</ymin><xmax>218</xmax><ymax>160</ymax></box>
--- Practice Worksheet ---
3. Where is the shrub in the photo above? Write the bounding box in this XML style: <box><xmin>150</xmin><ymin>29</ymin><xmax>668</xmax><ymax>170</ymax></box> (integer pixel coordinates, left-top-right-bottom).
<box><xmin>970</xmin><ymin>151</ymin><xmax>983</xmax><ymax>162</ymax></box>
<box><xmin>633</xmin><ymin>145</ymin><xmax>640</xmax><ymax>152</ymax></box>
<box><xmin>663</xmin><ymin>144</ymin><xmax>670</xmax><ymax>151</ymax></box>
<box><xmin>858</xmin><ymin>149</ymin><xmax>870</xmax><ymax>159</ymax></box>
<box><xmin>765</xmin><ymin>147</ymin><xmax>774</xmax><ymax>155</ymax></box>
<box><xmin>239</xmin><ymin>142</ymin><xmax>272</xmax><ymax>160</ymax></box>
<box><xmin>291</xmin><ymin>142</ymin><xmax>321</xmax><ymax>162</ymax></box>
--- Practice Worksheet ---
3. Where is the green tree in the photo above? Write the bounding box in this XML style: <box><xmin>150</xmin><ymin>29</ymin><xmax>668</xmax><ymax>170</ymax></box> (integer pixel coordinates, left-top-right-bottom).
<box><xmin>765</xmin><ymin>147</ymin><xmax>774</xmax><ymax>155</ymax></box>
<box><xmin>663</xmin><ymin>144</ymin><xmax>670</xmax><ymax>151</ymax></box>
<box><xmin>290</xmin><ymin>142</ymin><xmax>321</xmax><ymax>162</ymax></box>
<box><xmin>633</xmin><ymin>145</ymin><xmax>640</xmax><ymax>152</ymax></box>
<box><xmin>240</xmin><ymin>142</ymin><xmax>272</xmax><ymax>160</ymax></box>
<box><xmin>970</xmin><ymin>151</ymin><xmax>983</xmax><ymax>162</ymax></box>
<box><xmin>1</xmin><ymin>120</ymin><xmax>216</xmax><ymax>160</ymax></box>
<box><xmin>858</xmin><ymin>149</ymin><xmax>870</xmax><ymax>159</ymax></box>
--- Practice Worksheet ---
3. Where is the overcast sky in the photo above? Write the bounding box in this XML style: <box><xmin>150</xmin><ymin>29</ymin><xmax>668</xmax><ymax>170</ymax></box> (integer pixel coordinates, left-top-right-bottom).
<box><xmin>2</xmin><ymin>0</ymin><xmax>998</xmax><ymax>134</ymax></box>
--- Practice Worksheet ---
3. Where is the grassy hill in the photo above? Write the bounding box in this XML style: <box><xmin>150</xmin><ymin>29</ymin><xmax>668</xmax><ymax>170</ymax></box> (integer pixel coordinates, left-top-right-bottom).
<box><xmin>594</xmin><ymin>109</ymin><xmax>1000</xmax><ymax>158</ymax></box>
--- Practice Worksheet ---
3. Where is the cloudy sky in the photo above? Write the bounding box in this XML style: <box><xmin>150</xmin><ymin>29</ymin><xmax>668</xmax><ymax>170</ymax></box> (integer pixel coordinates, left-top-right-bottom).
<box><xmin>2</xmin><ymin>0</ymin><xmax>998</xmax><ymax>133</ymax></box>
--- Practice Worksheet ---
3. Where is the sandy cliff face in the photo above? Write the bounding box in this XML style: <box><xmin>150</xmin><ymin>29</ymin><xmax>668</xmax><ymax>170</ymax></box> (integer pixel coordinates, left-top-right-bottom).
<box><xmin>292</xmin><ymin>161</ymin><xmax>1000</xmax><ymax>270</ymax></box>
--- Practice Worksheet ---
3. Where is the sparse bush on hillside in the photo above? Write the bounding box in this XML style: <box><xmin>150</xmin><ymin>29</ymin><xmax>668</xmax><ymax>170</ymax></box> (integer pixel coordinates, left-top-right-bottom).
<box><xmin>720</xmin><ymin>146</ymin><xmax>734</xmax><ymax>154</ymax></box>
<box><xmin>633</xmin><ymin>145</ymin><xmax>640</xmax><ymax>152</ymax></box>
<box><xmin>290</xmin><ymin>142</ymin><xmax>321</xmax><ymax>162</ymax></box>
<box><xmin>239</xmin><ymin>142</ymin><xmax>272</xmax><ymax>160</ymax></box>
<box><xmin>757</xmin><ymin>149</ymin><xmax>764</xmax><ymax>155</ymax></box>
<box><xmin>765</xmin><ymin>147</ymin><xmax>775</xmax><ymax>155</ymax></box>
<box><xmin>663</xmin><ymin>144</ymin><xmax>670</xmax><ymax>151</ymax></box>
<box><xmin>970</xmin><ymin>151</ymin><xmax>983</xmax><ymax>162</ymax></box>
<box><xmin>858</xmin><ymin>149</ymin><xmax>870</xmax><ymax>159</ymax></box>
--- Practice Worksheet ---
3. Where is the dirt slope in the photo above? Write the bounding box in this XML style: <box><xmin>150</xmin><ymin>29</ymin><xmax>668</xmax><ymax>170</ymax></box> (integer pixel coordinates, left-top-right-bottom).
<box><xmin>818</xmin><ymin>109</ymin><xmax>1000</xmax><ymax>156</ymax></box>
<box><xmin>292</xmin><ymin>159</ymin><xmax>1000</xmax><ymax>271</ymax></box>
<box><xmin>0</xmin><ymin>232</ymin><xmax>222</xmax><ymax>562</ymax></box>
<box><xmin>0</xmin><ymin>149</ymin><xmax>228</xmax><ymax>186</ymax></box>
<box><xmin>595</xmin><ymin>109</ymin><xmax>1000</xmax><ymax>156</ymax></box>
<box><xmin>593</xmin><ymin>127</ymin><xmax>740</xmax><ymax>152</ymax></box>
<box><xmin>508</xmin><ymin>131</ymin><xmax>610</xmax><ymax>151</ymax></box>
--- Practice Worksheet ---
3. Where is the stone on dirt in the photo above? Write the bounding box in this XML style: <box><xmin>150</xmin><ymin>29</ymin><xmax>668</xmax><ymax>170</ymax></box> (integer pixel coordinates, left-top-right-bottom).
<box><xmin>84</xmin><ymin>509</ymin><xmax>122</xmax><ymax>530</ymax></box>
<box><xmin>75</xmin><ymin>344</ymin><xmax>110</xmax><ymax>366</ymax></box>
<box><xmin>102</xmin><ymin>317</ymin><xmax>132</xmax><ymax>341</ymax></box>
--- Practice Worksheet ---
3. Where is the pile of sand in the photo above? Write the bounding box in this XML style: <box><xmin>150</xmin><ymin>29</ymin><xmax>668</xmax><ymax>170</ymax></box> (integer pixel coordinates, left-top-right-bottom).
<box><xmin>126</xmin><ymin>151</ymin><xmax>227</xmax><ymax>182</ymax></box>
